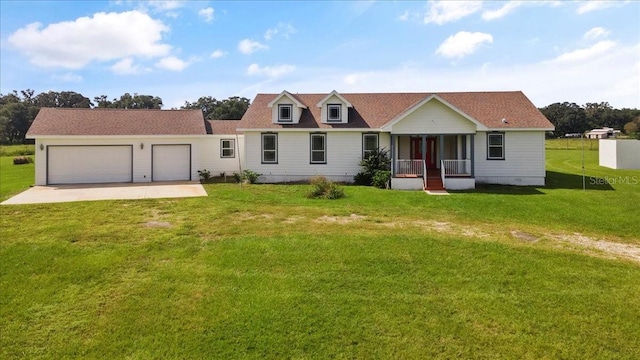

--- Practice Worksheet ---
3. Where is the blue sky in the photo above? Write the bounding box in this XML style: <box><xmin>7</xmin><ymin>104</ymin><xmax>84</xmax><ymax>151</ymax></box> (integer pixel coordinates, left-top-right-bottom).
<box><xmin>1</xmin><ymin>1</ymin><xmax>638</xmax><ymax>109</ymax></box>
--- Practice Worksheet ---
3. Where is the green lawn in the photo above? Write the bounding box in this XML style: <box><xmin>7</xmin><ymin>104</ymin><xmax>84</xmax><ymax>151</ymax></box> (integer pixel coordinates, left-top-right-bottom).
<box><xmin>1</xmin><ymin>146</ymin><xmax>639</xmax><ymax>359</ymax></box>
<box><xmin>0</xmin><ymin>156</ymin><xmax>35</xmax><ymax>201</ymax></box>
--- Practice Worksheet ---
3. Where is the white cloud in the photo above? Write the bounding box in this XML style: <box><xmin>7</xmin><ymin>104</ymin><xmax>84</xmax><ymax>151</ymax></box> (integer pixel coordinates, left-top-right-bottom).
<box><xmin>147</xmin><ymin>0</ymin><xmax>184</xmax><ymax>12</ymax></box>
<box><xmin>551</xmin><ymin>40</ymin><xmax>617</xmax><ymax>64</ymax></box>
<box><xmin>424</xmin><ymin>1</ymin><xmax>483</xmax><ymax>25</ymax></box>
<box><xmin>155</xmin><ymin>56</ymin><xmax>190</xmax><ymax>71</ymax></box>
<box><xmin>198</xmin><ymin>7</ymin><xmax>214</xmax><ymax>23</ymax></box>
<box><xmin>576</xmin><ymin>1</ymin><xmax>626</xmax><ymax>14</ymax></box>
<box><xmin>238</xmin><ymin>39</ymin><xmax>268</xmax><ymax>54</ymax></box>
<box><xmin>111</xmin><ymin>57</ymin><xmax>142</xmax><ymax>75</ymax></box>
<box><xmin>7</xmin><ymin>11</ymin><xmax>171</xmax><ymax>69</ymax></box>
<box><xmin>264</xmin><ymin>22</ymin><xmax>297</xmax><ymax>41</ymax></box>
<box><xmin>398</xmin><ymin>10</ymin><xmax>410</xmax><ymax>21</ymax></box>
<box><xmin>435</xmin><ymin>31</ymin><xmax>494</xmax><ymax>59</ymax></box>
<box><xmin>210</xmin><ymin>49</ymin><xmax>227</xmax><ymax>59</ymax></box>
<box><xmin>246</xmin><ymin>63</ymin><xmax>295</xmax><ymax>78</ymax></box>
<box><xmin>52</xmin><ymin>73</ymin><xmax>83</xmax><ymax>83</ymax></box>
<box><xmin>583</xmin><ymin>27</ymin><xmax>610</xmax><ymax>40</ymax></box>
<box><xmin>482</xmin><ymin>1</ymin><xmax>522</xmax><ymax>21</ymax></box>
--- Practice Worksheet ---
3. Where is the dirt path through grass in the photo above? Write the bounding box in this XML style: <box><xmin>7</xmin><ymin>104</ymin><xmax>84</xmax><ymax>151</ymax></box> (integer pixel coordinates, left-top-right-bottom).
<box><xmin>276</xmin><ymin>211</ymin><xmax>640</xmax><ymax>264</ymax></box>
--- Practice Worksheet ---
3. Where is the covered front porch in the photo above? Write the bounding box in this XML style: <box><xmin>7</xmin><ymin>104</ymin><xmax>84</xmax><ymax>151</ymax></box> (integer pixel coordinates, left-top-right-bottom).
<box><xmin>390</xmin><ymin>134</ymin><xmax>476</xmax><ymax>190</ymax></box>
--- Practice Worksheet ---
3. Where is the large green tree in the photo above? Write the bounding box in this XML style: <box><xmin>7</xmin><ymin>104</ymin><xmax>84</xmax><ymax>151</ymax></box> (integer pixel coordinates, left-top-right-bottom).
<box><xmin>539</xmin><ymin>102</ymin><xmax>589</xmax><ymax>138</ymax></box>
<box><xmin>94</xmin><ymin>93</ymin><xmax>163</xmax><ymax>109</ymax></box>
<box><xmin>182</xmin><ymin>96</ymin><xmax>250</xmax><ymax>120</ymax></box>
<box><xmin>182</xmin><ymin>96</ymin><xmax>220</xmax><ymax>119</ymax></box>
<box><xmin>35</xmin><ymin>91</ymin><xmax>92</xmax><ymax>108</ymax></box>
<box><xmin>0</xmin><ymin>102</ymin><xmax>37</xmax><ymax>143</ymax></box>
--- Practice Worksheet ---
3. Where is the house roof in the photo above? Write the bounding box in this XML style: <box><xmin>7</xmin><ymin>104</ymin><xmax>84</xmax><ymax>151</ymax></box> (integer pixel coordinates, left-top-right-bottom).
<box><xmin>206</xmin><ymin>119</ymin><xmax>242</xmax><ymax>135</ymax></box>
<box><xmin>237</xmin><ymin>91</ymin><xmax>554</xmax><ymax>130</ymax></box>
<box><xmin>26</xmin><ymin>108</ymin><xmax>207</xmax><ymax>137</ymax></box>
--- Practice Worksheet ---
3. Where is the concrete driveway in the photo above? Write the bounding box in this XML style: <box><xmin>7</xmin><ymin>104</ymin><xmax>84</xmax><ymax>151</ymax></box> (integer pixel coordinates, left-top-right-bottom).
<box><xmin>1</xmin><ymin>181</ymin><xmax>208</xmax><ymax>205</ymax></box>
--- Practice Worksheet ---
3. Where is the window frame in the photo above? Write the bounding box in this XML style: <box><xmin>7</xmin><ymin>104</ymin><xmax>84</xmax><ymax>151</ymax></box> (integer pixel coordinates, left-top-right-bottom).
<box><xmin>220</xmin><ymin>139</ymin><xmax>235</xmax><ymax>158</ymax></box>
<box><xmin>261</xmin><ymin>133</ymin><xmax>278</xmax><ymax>164</ymax></box>
<box><xmin>487</xmin><ymin>132</ymin><xmax>505</xmax><ymax>160</ymax></box>
<box><xmin>327</xmin><ymin>104</ymin><xmax>342</xmax><ymax>122</ymax></box>
<box><xmin>309</xmin><ymin>133</ymin><xmax>327</xmax><ymax>164</ymax></box>
<box><xmin>278</xmin><ymin>104</ymin><xmax>293</xmax><ymax>122</ymax></box>
<box><xmin>362</xmin><ymin>133</ymin><xmax>379</xmax><ymax>159</ymax></box>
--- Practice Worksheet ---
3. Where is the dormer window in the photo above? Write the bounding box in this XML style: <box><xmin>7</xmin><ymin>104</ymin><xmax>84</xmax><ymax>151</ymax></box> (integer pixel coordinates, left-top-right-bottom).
<box><xmin>278</xmin><ymin>104</ymin><xmax>293</xmax><ymax>122</ymax></box>
<box><xmin>327</xmin><ymin>104</ymin><xmax>341</xmax><ymax>122</ymax></box>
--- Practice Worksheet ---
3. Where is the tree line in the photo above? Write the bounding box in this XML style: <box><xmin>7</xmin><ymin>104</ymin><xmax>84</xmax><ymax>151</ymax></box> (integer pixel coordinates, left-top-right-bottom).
<box><xmin>0</xmin><ymin>90</ymin><xmax>250</xmax><ymax>144</ymax></box>
<box><xmin>539</xmin><ymin>102</ymin><xmax>640</xmax><ymax>139</ymax></box>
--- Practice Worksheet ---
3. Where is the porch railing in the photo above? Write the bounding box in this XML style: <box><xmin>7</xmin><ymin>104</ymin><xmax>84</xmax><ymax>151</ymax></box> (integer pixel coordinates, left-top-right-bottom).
<box><xmin>441</xmin><ymin>159</ymin><xmax>471</xmax><ymax>176</ymax></box>
<box><xmin>423</xmin><ymin>159</ymin><xmax>427</xmax><ymax>189</ymax></box>
<box><xmin>395</xmin><ymin>160</ymin><xmax>424</xmax><ymax>176</ymax></box>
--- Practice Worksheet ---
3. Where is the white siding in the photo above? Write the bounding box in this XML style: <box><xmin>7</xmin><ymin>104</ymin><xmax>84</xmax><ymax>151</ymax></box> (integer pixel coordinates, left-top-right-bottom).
<box><xmin>474</xmin><ymin>131</ymin><xmax>546</xmax><ymax>185</ymax></box>
<box><xmin>32</xmin><ymin>136</ymin><xmax>205</xmax><ymax>185</ymax></box>
<box><xmin>391</xmin><ymin>100</ymin><xmax>477</xmax><ymax>134</ymax></box>
<box><xmin>197</xmin><ymin>135</ymin><xmax>245</xmax><ymax>175</ymax></box>
<box><xmin>244</xmin><ymin>131</ymin><xmax>389</xmax><ymax>183</ymax></box>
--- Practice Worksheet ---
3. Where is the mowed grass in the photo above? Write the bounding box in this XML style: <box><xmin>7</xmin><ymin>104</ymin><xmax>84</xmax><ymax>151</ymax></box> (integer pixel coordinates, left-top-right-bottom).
<box><xmin>1</xmin><ymin>145</ymin><xmax>639</xmax><ymax>358</ymax></box>
<box><xmin>0</xmin><ymin>156</ymin><xmax>35</xmax><ymax>201</ymax></box>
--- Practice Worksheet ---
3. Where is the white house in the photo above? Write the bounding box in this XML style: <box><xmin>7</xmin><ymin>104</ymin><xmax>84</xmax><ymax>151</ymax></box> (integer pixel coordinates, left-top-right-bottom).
<box><xmin>237</xmin><ymin>90</ymin><xmax>555</xmax><ymax>190</ymax></box>
<box><xmin>26</xmin><ymin>90</ymin><xmax>554</xmax><ymax>190</ymax></box>
<box><xmin>586</xmin><ymin>127</ymin><xmax>620</xmax><ymax>139</ymax></box>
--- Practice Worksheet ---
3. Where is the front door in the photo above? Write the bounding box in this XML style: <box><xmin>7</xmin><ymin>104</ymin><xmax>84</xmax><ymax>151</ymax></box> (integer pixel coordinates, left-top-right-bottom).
<box><xmin>411</xmin><ymin>137</ymin><xmax>437</xmax><ymax>169</ymax></box>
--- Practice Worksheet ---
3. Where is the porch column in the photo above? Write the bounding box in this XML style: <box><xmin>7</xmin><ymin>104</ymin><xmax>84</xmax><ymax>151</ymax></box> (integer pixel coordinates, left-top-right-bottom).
<box><xmin>421</xmin><ymin>135</ymin><xmax>426</xmax><ymax>162</ymax></box>
<box><xmin>390</xmin><ymin>134</ymin><xmax>395</xmax><ymax>176</ymax></box>
<box><xmin>438</xmin><ymin>135</ymin><xmax>444</xmax><ymax>168</ymax></box>
<box><xmin>470</xmin><ymin>134</ymin><xmax>475</xmax><ymax>177</ymax></box>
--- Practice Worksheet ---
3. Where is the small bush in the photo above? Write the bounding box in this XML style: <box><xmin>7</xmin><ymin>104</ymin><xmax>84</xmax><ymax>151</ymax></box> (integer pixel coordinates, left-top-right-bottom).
<box><xmin>233</xmin><ymin>170</ymin><xmax>261</xmax><ymax>184</ymax></box>
<box><xmin>353</xmin><ymin>172</ymin><xmax>372</xmax><ymax>186</ymax></box>
<box><xmin>198</xmin><ymin>169</ymin><xmax>212</xmax><ymax>182</ymax></box>
<box><xmin>242</xmin><ymin>170</ymin><xmax>260</xmax><ymax>184</ymax></box>
<box><xmin>354</xmin><ymin>148</ymin><xmax>391</xmax><ymax>186</ymax></box>
<box><xmin>372</xmin><ymin>170</ymin><xmax>391</xmax><ymax>189</ymax></box>
<box><xmin>13</xmin><ymin>156</ymin><xmax>33</xmax><ymax>165</ymax></box>
<box><xmin>308</xmin><ymin>176</ymin><xmax>345</xmax><ymax>199</ymax></box>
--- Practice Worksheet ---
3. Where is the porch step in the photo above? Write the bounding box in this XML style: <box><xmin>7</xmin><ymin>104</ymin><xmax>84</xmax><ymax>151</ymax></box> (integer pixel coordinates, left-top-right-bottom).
<box><xmin>424</xmin><ymin>177</ymin><xmax>445</xmax><ymax>191</ymax></box>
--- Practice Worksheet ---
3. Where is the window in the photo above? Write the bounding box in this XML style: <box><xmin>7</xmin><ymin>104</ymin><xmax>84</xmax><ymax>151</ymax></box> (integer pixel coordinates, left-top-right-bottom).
<box><xmin>262</xmin><ymin>133</ymin><xmax>278</xmax><ymax>163</ymax></box>
<box><xmin>362</xmin><ymin>133</ymin><xmax>378</xmax><ymax>159</ymax></box>
<box><xmin>310</xmin><ymin>133</ymin><xmax>326</xmax><ymax>164</ymax></box>
<box><xmin>327</xmin><ymin>104</ymin><xmax>341</xmax><ymax>122</ymax></box>
<box><xmin>487</xmin><ymin>133</ymin><xmax>505</xmax><ymax>160</ymax></box>
<box><xmin>220</xmin><ymin>139</ymin><xmax>235</xmax><ymax>158</ymax></box>
<box><xmin>278</xmin><ymin>104</ymin><xmax>292</xmax><ymax>122</ymax></box>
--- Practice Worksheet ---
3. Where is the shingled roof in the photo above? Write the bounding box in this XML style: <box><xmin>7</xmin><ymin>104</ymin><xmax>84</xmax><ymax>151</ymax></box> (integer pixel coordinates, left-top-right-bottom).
<box><xmin>26</xmin><ymin>108</ymin><xmax>207</xmax><ymax>136</ymax></box>
<box><xmin>237</xmin><ymin>91</ymin><xmax>554</xmax><ymax>130</ymax></box>
<box><xmin>205</xmin><ymin>119</ymin><xmax>242</xmax><ymax>135</ymax></box>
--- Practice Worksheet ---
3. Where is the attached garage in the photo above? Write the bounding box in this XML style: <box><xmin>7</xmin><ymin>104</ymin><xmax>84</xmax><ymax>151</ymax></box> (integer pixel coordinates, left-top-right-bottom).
<box><xmin>152</xmin><ymin>144</ymin><xmax>192</xmax><ymax>181</ymax></box>
<box><xmin>47</xmin><ymin>145</ymin><xmax>133</xmax><ymax>184</ymax></box>
<box><xmin>26</xmin><ymin>108</ymin><xmax>208</xmax><ymax>186</ymax></box>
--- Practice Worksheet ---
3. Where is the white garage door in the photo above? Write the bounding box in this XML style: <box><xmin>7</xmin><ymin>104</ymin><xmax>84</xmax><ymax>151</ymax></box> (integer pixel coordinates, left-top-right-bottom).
<box><xmin>152</xmin><ymin>144</ymin><xmax>191</xmax><ymax>181</ymax></box>
<box><xmin>48</xmin><ymin>145</ymin><xmax>133</xmax><ymax>184</ymax></box>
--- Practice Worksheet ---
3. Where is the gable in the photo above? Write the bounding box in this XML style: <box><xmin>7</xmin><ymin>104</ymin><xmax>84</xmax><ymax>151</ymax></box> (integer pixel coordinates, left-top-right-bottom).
<box><xmin>387</xmin><ymin>98</ymin><xmax>479</xmax><ymax>134</ymax></box>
